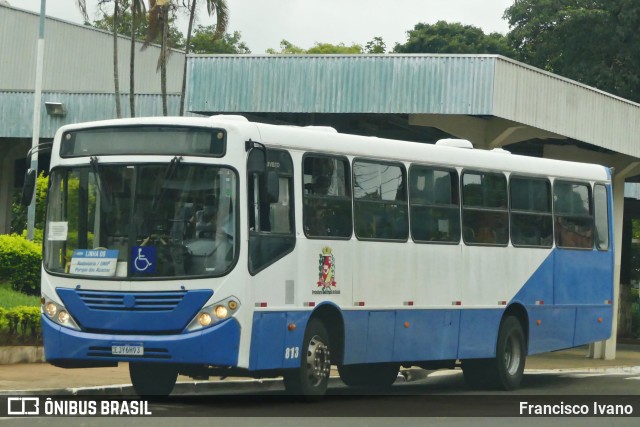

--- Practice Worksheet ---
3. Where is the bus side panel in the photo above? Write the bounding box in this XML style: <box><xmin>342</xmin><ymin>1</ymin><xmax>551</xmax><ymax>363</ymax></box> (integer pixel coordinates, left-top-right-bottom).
<box><xmin>365</xmin><ymin>311</ymin><xmax>396</xmax><ymax>363</ymax></box>
<box><xmin>554</xmin><ymin>250</ymin><xmax>613</xmax><ymax>305</ymax></box>
<box><xmin>573</xmin><ymin>306</ymin><xmax>613</xmax><ymax>346</ymax></box>
<box><xmin>248</xmin><ymin>311</ymin><xmax>309</xmax><ymax>371</ymax></box>
<box><xmin>510</xmin><ymin>251</ymin><xmax>554</xmax><ymax>305</ymax></box>
<box><xmin>342</xmin><ymin>309</ymin><xmax>461</xmax><ymax>365</ymax></box>
<box><xmin>393</xmin><ymin>309</ymin><xmax>460</xmax><ymax>361</ymax></box>
<box><xmin>457</xmin><ymin>309</ymin><xmax>503</xmax><ymax>359</ymax></box>
<box><xmin>526</xmin><ymin>306</ymin><xmax>577</xmax><ymax>354</ymax></box>
<box><xmin>341</xmin><ymin>310</ymin><xmax>368</xmax><ymax>365</ymax></box>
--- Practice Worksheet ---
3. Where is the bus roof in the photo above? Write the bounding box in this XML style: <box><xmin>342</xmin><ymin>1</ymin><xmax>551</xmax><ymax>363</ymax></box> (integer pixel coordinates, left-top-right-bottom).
<box><xmin>55</xmin><ymin>115</ymin><xmax>611</xmax><ymax>183</ymax></box>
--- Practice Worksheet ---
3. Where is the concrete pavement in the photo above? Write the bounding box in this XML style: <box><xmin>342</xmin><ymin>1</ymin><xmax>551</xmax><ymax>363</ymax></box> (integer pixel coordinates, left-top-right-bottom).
<box><xmin>0</xmin><ymin>343</ymin><xmax>638</xmax><ymax>395</ymax></box>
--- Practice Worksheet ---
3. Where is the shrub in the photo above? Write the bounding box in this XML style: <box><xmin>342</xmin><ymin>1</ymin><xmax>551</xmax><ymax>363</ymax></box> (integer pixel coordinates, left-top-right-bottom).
<box><xmin>1</xmin><ymin>306</ymin><xmax>41</xmax><ymax>342</ymax></box>
<box><xmin>0</xmin><ymin>234</ymin><xmax>42</xmax><ymax>296</ymax></box>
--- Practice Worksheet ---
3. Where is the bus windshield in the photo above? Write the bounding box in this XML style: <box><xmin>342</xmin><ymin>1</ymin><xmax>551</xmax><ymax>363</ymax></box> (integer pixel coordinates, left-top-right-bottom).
<box><xmin>44</xmin><ymin>163</ymin><xmax>237</xmax><ymax>279</ymax></box>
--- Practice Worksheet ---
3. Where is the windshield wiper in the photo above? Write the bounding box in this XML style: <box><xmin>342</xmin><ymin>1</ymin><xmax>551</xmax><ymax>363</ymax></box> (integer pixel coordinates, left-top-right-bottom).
<box><xmin>151</xmin><ymin>156</ymin><xmax>183</xmax><ymax>211</ymax></box>
<box><xmin>90</xmin><ymin>156</ymin><xmax>112</xmax><ymax>211</ymax></box>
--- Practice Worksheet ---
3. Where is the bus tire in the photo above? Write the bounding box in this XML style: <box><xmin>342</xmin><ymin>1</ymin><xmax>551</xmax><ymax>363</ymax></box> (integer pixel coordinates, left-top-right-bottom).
<box><xmin>462</xmin><ymin>316</ymin><xmax>526</xmax><ymax>390</ymax></box>
<box><xmin>283</xmin><ymin>318</ymin><xmax>331</xmax><ymax>400</ymax></box>
<box><xmin>338</xmin><ymin>363</ymin><xmax>399</xmax><ymax>389</ymax></box>
<box><xmin>129</xmin><ymin>362</ymin><xmax>178</xmax><ymax>397</ymax></box>
<box><xmin>494</xmin><ymin>315</ymin><xmax>526</xmax><ymax>390</ymax></box>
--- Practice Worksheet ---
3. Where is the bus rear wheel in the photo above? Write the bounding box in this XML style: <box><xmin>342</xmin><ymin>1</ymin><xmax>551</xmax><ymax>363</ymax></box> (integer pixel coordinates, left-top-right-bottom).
<box><xmin>283</xmin><ymin>318</ymin><xmax>331</xmax><ymax>400</ymax></box>
<box><xmin>338</xmin><ymin>363</ymin><xmax>399</xmax><ymax>389</ymax></box>
<box><xmin>462</xmin><ymin>315</ymin><xmax>526</xmax><ymax>390</ymax></box>
<box><xmin>129</xmin><ymin>362</ymin><xmax>178</xmax><ymax>397</ymax></box>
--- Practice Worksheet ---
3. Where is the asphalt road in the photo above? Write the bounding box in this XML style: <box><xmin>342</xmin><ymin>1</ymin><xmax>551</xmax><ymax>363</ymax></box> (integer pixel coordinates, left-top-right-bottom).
<box><xmin>2</xmin><ymin>367</ymin><xmax>640</xmax><ymax>425</ymax></box>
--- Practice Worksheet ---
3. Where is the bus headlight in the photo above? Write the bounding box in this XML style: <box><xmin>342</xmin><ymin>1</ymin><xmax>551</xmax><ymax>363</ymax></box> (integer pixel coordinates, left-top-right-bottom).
<box><xmin>41</xmin><ymin>293</ymin><xmax>80</xmax><ymax>331</ymax></box>
<box><xmin>187</xmin><ymin>296</ymin><xmax>240</xmax><ymax>332</ymax></box>
<box><xmin>45</xmin><ymin>302</ymin><xmax>58</xmax><ymax>318</ymax></box>
<box><xmin>214</xmin><ymin>305</ymin><xmax>228</xmax><ymax>320</ymax></box>
<box><xmin>198</xmin><ymin>312</ymin><xmax>213</xmax><ymax>327</ymax></box>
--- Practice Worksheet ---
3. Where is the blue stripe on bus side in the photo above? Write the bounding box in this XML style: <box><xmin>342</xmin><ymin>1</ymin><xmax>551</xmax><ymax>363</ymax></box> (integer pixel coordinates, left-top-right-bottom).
<box><xmin>248</xmin><ymin>246</ymin><xmax>613</xmax><ymax>370</ymax></box>
<box><xmin>511</xmin><ymin>247</ymin><xmax>613</xmax><ymax>354</ymax></box>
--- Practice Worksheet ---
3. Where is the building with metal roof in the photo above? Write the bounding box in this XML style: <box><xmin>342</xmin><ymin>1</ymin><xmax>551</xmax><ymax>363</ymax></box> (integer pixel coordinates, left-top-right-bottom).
<box><xmin>0</xmin><ymin>3</ymin><xmax>184</xmax><ymax>233</ymax></box>
<box><xmin>1</xmin><ymin>2</ymin><xmax>637</xmax><ymax>360</ymax></box>
<box><xmin>185</xmin><ymin>53</ymin><xmax>640</xmax><ymax>359</ymax></box>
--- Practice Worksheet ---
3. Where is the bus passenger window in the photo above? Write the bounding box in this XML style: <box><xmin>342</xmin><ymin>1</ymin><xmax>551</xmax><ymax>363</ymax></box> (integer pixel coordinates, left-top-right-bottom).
<box><xmin>594</xmin><ymin>184</ymin><xmax>609</xmax><ymax>250</ymax></box>
<box><xmin>409</xmin><ymin>166</ymin><xmax>460</xmax><ymax>243</ymax></box>
<box><xmin>510</xmin><ymin>177</ymin><xmax>553</xmax><ymax>248</ymax></box>
<box><xmin>302</xmin><ymin>155</ymin><xmax>352</xmax><ymax>238</ymax></box>
<box><xmin>554</xmin><ymin>181</ymin><xmax>593</xmax><ymax>249</ymax></box>
<box><xmin>462</xmin><ymin>171</ymin><xmax>508</xmax><ymax>246</ymax></box>
<box><xmin>353</xmin><ymin>160</ymin><xmax>408</xmax><ymax>241</ymax></box>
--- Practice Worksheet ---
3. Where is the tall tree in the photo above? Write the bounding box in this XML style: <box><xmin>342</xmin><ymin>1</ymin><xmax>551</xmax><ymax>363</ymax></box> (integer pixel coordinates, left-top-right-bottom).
<box><xmin>93</xmin><ymin>5</ymin><xmax>184</xmax><ymax>47</ymax></box>
<box><xmin>365</xmin><ymin>37</ymin><xmax>386</xmax><ymax>54</ymax></box>
<box><xmin>393</xmin><ymin>21</ymin><xmax>515</xmax><ymax>57</ymax></box>
<box><xmin>97</xmin><ymin>0</ymin><xmax>123</xmax><ymax>118</ymax></box>
<box><xmin>129</xmin><ymin>0</ymin><xmax>147</xmax><ymax>117</ymax></box>
<box><xmin>188</xmin><ymin>26</ymin><xmax>250</xmax><ymax>54</ymax></box>
<box><xmin>179</xmin><ymin>0</ymin><xmax>229</xmax><ymax>115</ymax></box>
<box><xmin>504</xmin><ymin>0</ymin><xmax>640</xmax><ymax>102</ymax></box>
<box><xmin>145</xmin><ymin>0</ymin><xmax>172</xmax><ymax>115</ymax></box>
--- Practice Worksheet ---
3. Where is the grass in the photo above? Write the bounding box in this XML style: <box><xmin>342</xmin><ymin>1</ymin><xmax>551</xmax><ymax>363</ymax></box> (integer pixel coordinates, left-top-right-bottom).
<box><xmin>0</xmin><ymin>280</ymin><xmax>40</xmax><ymax>309</ymax></box>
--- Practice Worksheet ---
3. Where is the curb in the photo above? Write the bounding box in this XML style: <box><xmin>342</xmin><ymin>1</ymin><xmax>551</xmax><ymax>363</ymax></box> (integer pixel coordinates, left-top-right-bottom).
<box><xmin>0</xmin><ymin>346</ymin><xmax>44</xmax><ymax>364</ymax></box>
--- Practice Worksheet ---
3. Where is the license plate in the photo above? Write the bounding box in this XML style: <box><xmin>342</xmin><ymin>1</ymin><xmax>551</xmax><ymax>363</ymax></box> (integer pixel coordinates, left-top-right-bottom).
<box><xmin>111</xmin><ymin>344</ymin><xmax>144</xmax><ymax>356</ymax></box>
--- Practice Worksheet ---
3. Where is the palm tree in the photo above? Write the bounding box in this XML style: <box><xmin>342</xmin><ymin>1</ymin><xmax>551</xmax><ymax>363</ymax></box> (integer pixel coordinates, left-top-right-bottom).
<box><xmin>95</xmin><ymin>0</ymin><xmax>123</xmax><ymax>118</ymax></box>
<box><xmin>145</xmin><ymin>0</ymin><xmax>172</xmax><ymax>115</ymax></box>
<box><xmin>76</xmin><ymin>0</ymin><xmax>89</xmax><ymax>23</ymax></box>
<box><xmin>129</xmin><ymin>0</ymin><xmax>147</xmax><ymax>117</ymax></box>
<box><xmin>179</xmin><ymin>0</ymin><xmax>229</xmax><ymax>115</ymax></box>
<box><xmin>112</xmin><ymin>0</ymin><xmax>122</xmax><ymax>118</ymax></box>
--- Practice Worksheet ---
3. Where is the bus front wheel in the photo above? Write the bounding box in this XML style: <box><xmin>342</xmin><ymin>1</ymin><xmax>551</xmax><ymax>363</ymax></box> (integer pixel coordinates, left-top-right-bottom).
<box><xmin>462</xmin><ymin>315</ymin><xmax>526</xmax><ymax>390</ymax></box>
<box><xmin>283</xmin><ymin>318</ymin><xmax>331</xmax><ymax>399</ymax></box>
<box><xmin>129</xmin><ymin>362</ymin><xmax>178</xmax><ymax>397</ymax></box>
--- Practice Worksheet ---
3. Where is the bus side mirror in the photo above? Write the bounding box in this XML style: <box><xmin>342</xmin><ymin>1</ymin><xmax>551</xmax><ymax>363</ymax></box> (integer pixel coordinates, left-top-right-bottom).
<box><xmin>246</xmin><ymin>141</ymin><xmax>266</xmax><ymax>174</ymax></box>
<box><xmin>21</xmin><ymin>169</ymin><xmax>37</xmax><ymax>206</ymax></box>
<box><xmin>266</xmin><ymin>171</ymin><xmax>279</xmax><ymax>203</ymax></box>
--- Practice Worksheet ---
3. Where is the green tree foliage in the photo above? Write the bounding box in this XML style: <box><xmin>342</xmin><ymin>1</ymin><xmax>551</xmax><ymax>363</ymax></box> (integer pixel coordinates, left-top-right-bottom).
<box><xmin>267</xmin><ymin>40</ymin><xmax>362</xmax><ymax>54</ymax></box>
<box><xmin>11</xmin><ymin>172</ymin><xmax>48</xmax><ymax>237</ymax></box>
<box><xmin>365</xmin><ymin>36</ymin><xmax>386</xmax><ymax>54</ymax></box>
<box><xmin>188</xmin><ymin>25</ymin><xmax>251</xmax><ymax>53</ymax></box>
<box><xmin>93</xmin><ymin>3</ymin><xmax>185</xmax><ymax>49</ymax></box>
<box><xmin>504</xmin><ymin>0</ymin><xmax>640</xmax><ymax>102</ymax></box>
<box><xmin>393</xmin><ymin>21</ymin><xmax>515</xmax><ymax>56</ymax></box>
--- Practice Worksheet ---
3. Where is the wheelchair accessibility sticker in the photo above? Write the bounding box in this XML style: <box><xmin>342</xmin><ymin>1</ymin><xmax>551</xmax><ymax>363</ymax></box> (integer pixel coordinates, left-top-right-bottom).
<box><xmin>132</xmin><ymin>246</ymin><xmax>156</xmax><ymax>273</ymax></box>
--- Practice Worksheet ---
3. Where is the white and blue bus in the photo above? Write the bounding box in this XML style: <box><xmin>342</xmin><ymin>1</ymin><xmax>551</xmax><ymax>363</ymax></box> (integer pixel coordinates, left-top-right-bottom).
<box><xmin>24</xmin><ymin>115</ymin><xmax>613</xmax><ymax>397</ymax></box>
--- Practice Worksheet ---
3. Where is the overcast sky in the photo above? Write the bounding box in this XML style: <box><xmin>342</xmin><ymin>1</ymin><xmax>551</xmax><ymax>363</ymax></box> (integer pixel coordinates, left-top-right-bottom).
<box><xmin>16</xmin><ymin>0</ymin><xmax>514</xmax><ymax>53</ymax></box>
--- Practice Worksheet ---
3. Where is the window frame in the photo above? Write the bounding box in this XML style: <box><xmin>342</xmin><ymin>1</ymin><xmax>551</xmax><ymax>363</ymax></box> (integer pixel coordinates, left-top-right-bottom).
<box><xmin>509</xmin><ymin>175</ymin><xmax>553</xmax><ymax>249</ymax></box>
<box><xmin>461</xmin><ymin>169</ymin><xmax>509</xmax><ymax>247</ymax></box>
<box><xmin>247</xmin><ymin>148</ymin><xmax>296</xmax><ymax>275</ymax></box>
<box><xmin>301</xmin><ymin>152</ymin><xmax>353</xmax><ymax>240</ymax></box>
<box><xmin>553</xmin><ymin>179</ymin><xmax>594</xmax><ymax>251</ymax></box>
<box><xmin>408</xmin><ymin>164</ymin><xmax>461</xmax><ymax>245</ymax></box>
<box><xmin>352</xmin><ymin>157</ymin><xmax>409</xmax><ymax>242</ymax></box>
<box><xmin>593</xmin><ymin>183</ymin><xmax>610</xmax><ymax>251</ymax></box>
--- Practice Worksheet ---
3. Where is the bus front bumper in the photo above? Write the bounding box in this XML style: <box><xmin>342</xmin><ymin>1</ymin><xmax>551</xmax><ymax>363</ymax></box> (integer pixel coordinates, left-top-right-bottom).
<box><xmin>41</xmin><ymin>315</ymin><xmax>241</xmax><ymax>366</ymax></box>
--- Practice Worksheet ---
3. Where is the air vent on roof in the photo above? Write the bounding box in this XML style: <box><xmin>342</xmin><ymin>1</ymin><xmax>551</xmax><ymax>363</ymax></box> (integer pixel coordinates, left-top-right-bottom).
<box><xmin>435</xmin><ymin>139</ymin><xmax>473</xmax><ymax>149</ymax></box>
<box><xmin>303</xmin><ymin>126</ymin><xmax>338</xmax><ymax>133</ymax></box>
<box><xmin>491</xmin><ymin>148</ymin><xmax>511</xmax><ymax>154</ymax></box>
<box><xmin>209</xmin><ymin>114</ymin><xmax>249</xmax><ymax>122</ymax></box>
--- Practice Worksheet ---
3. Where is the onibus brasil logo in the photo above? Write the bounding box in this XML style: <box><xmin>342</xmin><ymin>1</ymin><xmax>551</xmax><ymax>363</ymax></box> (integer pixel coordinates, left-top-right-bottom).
<box><xmin>314</xmin><ymin>247</ymin><xmax>340</xmax><ymax>295</ymax></box>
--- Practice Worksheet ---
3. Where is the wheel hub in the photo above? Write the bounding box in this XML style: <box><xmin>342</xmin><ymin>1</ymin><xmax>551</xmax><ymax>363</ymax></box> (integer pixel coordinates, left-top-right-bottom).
<box><xmin>306</xmin><ymin>335</ymin><xmax>331</xmax><ymax>386</ymax></box>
